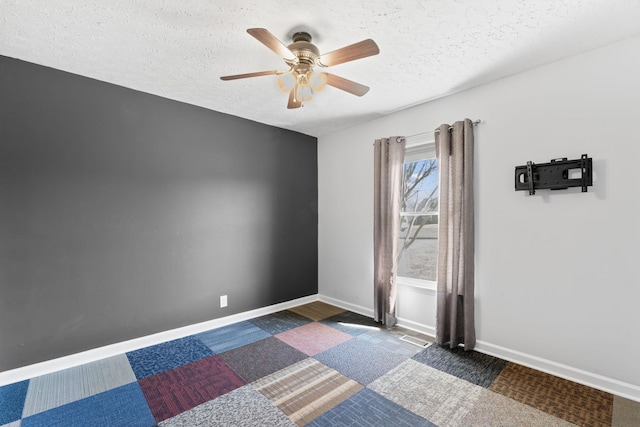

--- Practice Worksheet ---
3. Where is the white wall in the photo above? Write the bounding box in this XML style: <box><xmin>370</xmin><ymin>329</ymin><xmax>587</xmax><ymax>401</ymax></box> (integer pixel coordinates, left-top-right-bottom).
<box><xmin>318</xmin><ymin>34</ymin><xmax>640</xmax><ymax>400</ymax></box>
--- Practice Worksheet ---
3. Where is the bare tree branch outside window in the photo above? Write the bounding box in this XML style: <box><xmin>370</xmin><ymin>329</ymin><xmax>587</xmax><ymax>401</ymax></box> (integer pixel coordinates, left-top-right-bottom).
<box><xmin>397</xmin><ymin>158</ymin><xmax>438</xmax><ymax>280</ymax></box>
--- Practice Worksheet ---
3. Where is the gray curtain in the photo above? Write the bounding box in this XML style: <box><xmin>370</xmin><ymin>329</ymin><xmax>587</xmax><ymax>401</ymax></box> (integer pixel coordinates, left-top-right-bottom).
<box><xmin>373</xmin><ymin>136</ymin><xmax>406</xmax><ymax>327</ymax></box>
<box><xmin>435</xmin><ymin>119</ymin><xmax>476</xmax><ymax>350</ymax></box>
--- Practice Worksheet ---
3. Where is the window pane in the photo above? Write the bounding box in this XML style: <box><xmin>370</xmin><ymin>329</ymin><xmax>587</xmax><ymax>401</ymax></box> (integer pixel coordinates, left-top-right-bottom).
<box><xmin>402</xmin><ymin>159</ymin><xmax>438</xmax><ymax>213</ymax></box>
<box><xmin>398</xmin><ymin>215</ymin><xmax>438</xmax><ymax>281</ymax></box>
<box><xmin>399</xmin><ymin>156</ymin><xmax>439</xmax><ymax>282</ymax></box>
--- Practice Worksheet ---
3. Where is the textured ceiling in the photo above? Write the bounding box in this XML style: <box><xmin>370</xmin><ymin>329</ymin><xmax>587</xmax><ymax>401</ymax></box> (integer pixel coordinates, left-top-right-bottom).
<box><xmin>2</xmin><ymin>0</ymin><xmax>640</xmax><ymax>137</ymax></box>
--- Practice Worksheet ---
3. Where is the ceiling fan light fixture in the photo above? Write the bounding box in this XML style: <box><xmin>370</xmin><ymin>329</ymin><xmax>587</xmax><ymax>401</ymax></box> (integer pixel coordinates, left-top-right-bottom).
<box><xmin>308</xmin><ymin>71</ymin><xmax>328</xmax><ymax>92</ymax></box>
<box><xmin>276</xmin><ymin>71</ymin><xmax>296</xmax><ymax>93</ymax></box>
<box><xmin>295</xmin><ymin>81</ymin><xmax>313</xmax><ymax>103</ymax></box>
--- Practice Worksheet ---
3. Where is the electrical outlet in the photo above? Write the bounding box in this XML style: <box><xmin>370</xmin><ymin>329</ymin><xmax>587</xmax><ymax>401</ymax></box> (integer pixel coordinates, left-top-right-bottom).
<box><xmin>220</xmin><ymin>295</ymin><xmax>228</xmax><ymax>308</ymax></box>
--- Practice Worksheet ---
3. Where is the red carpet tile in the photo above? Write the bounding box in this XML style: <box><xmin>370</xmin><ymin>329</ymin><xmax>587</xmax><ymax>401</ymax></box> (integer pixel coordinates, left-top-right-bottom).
<box><xmin>276</xmin><ymin>322</ymin><xmax>353</xmax><ymax>356</ymax></box>
<box><xmin>139</xmin><ymin>355</ymin><xmax>246</xmax><ymax>422</ymax></box>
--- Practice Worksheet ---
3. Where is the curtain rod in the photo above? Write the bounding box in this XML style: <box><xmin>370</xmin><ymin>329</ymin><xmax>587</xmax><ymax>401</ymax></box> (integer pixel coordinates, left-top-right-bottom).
<box><xmin>405</xmin><ymin>119</ymin><xmax>482</xmax><ymax>141</ymax></box>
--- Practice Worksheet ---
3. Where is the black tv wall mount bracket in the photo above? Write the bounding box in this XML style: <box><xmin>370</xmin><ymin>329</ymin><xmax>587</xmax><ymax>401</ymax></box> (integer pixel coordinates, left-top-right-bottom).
<box><xmin>515</xmin><ymin>154</ymin><xmax>592</xmax><ymax>195</ymax></box>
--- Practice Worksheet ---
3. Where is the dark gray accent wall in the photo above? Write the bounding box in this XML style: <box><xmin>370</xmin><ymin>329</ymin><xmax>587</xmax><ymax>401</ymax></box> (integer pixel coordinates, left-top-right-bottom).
<box><xmin>0</xmin><ymin>56</ymin><xmax>318</xmax><ymax>371</ymax></box>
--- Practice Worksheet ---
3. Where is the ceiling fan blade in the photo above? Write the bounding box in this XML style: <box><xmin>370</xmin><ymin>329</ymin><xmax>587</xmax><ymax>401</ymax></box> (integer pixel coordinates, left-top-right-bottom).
<box><xmin>220</xmin><ymin>70</ymin><xmax>280</xmax><ymax>81</ymax></box>
<box><xmin>287</xmin><ymin>87</ymin><xmax>302</xmax><ymax>109</ymax></box>
<box><xmin>317</xmin><ymin>39</ymin><xmax>379</xmax><ymax>67</ymax></box>
<box><xmin>325</xmin><ymin>73</ymin><xmax>370</xmax><ymax>96</ymax></box>
<box><xmin>247</xmin><ymin>28</ymin><xmax>297</xmax><ymax>62</ymax></box>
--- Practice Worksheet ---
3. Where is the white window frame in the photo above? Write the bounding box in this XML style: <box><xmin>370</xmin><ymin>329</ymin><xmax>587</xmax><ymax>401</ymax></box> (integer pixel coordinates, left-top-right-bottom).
<box><xmin>397</xmin><ymin>135</ymin><xmax>437</xmax><ymax>292</ymax></box>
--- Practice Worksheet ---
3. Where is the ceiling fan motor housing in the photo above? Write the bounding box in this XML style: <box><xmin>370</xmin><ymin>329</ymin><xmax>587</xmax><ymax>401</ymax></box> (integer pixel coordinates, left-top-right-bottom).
<box><xmin>288</xmin><ymin>32</ymin><xmax>319</xmax><ymax>68</ymax></box>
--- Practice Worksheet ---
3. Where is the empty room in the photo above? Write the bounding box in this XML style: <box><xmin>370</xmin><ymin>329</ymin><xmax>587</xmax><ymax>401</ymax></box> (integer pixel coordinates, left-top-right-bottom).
<box><xmin>1</xmin><ymin>1</ymin><xmax>639</xmax><ymax>426</ymax></box>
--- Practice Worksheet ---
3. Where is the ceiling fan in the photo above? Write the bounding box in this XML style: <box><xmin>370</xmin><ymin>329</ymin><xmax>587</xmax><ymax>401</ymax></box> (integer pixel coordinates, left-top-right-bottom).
<box><xmin>220</xmin><ymin>28</ymin><xmax>380</xmax><ymax>109</ymax></box>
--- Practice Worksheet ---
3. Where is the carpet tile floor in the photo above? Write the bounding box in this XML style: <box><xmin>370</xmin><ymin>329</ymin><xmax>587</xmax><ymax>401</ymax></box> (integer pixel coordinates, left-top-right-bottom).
<box><xmin>195</xmin><ymin>321</ymin><xmax>271</xmax><ymax>354</ymax></box>
<box><xmin>21</xmin><ymin>353</ymin><xmax>137</xmax><ymax>417</ymax></box>
<box><xmin>252</xmin><ymin>358</ymin><xmax>362</xmax><ymax>426</ymax></box>
<box><xmin>275</xmin><ymin>322</ymin><xmax>354</xmax><ymax>356</ymax></box>
<box><xmin>413</xmin><ymin>344</ymin><xmax>509</xmax><ymax>388</ymax></box>
<box><xmin>488</xmin><ymin>363</ymin><xmax>614</xmax><ymax>426</ymax></box>
<box><xmin>1</xmin><ymin>300</ymin><xmax>639</xmax><ymax>426</ymax></box>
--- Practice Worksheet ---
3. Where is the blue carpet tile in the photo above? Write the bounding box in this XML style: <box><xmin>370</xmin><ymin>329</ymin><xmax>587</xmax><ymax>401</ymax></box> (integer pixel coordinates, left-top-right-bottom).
<box><xmin>0</xmin><ymin>380</ymin><xmax>29</xmax><ymax>425</ymax></box>
<box><xmin>196</xmin><ymin>320</ymin><xmax>271</xmax><ymax>354</ymax></box>
<box><xmin>412</xmin><ymin>342</ymin><xmax>508</xmax><ymax>387</ymax></box>
<box><xmin>314</xmin><ymin>336</ymin><xmax>407</xmax><ymax>385</ymax></box>
<box><xmin>308</xmin><ymin>388</ymin><xmax>436</xmax><ymax>427</ymax></box>
<box><xmin>20</xmin><ymin>382</ymin><xmax>155</xmax><ymax>427</ymax></box>
<box><xmin>126</xmin><ymin>336</ymin><xmax>214</xmax><ymax>380</ymax></box>
<box><xmin>0</xmin><ymin>303</ymin><xmax>628</xmax><ymax>426</ymax></box>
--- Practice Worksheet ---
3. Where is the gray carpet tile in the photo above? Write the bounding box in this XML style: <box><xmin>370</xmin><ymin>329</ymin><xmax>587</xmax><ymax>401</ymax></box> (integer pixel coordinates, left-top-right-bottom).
<box><xmin>248</xmin><ymin>310</ymin><xmax>313</xmax><ymax>335</ymax></box>
<box><xmin>307</xmin><ymin>388</ymin><xmax>436</xmax><ymax>427</ymax></box>
<box><xmin>369</xmin><ymin>359</ymin><xmax>483</xmax><ymax>427</ymax></box>
<box><xmin>21</xmin><ymin>353</ymin><xmax>137</xmax><ymax>417</ymax></box>
<box><xmin>2</xmin><ymin>421</ymin><xmax>21</xmax><ymax>427</ymax></box>
<box><xmin>459</xmin><ymin>387</ymin><xmax>576</xmax><ymax>427</ymax></box>
<box><xmin>218</xmin><ymin>337</ymin><xmax>308</xmax><ymax>383</ymax></box>
<box><xmin>412</xmin><ymin>343</ymin><xmax>507</xmax><ymax>387</ymax></box>
<box><xmin>314</xmin><ymin>336</ymin><xmax>407</xmax><ymax>385</ymax></box>
<box><xmin>159</xmin><ymin>385</ymin><xmax>295</xmax><ymax>427</ymax></box>
<box><xmin>612</xmin><ymin>396</ymin><xmax>640</xmax><ymax>426</ymax></box>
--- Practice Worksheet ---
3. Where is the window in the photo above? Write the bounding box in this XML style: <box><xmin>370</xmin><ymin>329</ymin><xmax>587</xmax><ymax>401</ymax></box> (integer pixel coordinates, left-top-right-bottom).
<box><xmin>397</xmin><ymin>141</ymin><xmax>438</xmax><ymax>287</ymax></box>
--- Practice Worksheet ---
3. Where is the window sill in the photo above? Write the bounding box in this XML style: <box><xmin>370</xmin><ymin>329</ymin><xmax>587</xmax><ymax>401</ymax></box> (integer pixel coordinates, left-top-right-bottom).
<box><xmin>397</xmin><ymin>277</ymin><xmax>436</xmax><ymax>295</ymax></box>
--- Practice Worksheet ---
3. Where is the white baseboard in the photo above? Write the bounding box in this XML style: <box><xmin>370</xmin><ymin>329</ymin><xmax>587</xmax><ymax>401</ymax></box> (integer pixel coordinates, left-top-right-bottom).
<box><xmin>0</xmin><ymin>294</ymin><xmax>319</xmax><ymax>386</ymax></box>
<box><xmin>318</xmin><ymin>295</ymin><xmax>373</xmax><ymax>318</ymax></box>
<box><xmin>475</xmin><ymin>340</ymin><xmax>640</xmax><ymax>402</ymax></box>
<box><xmin>4</xmin><ymin>293</ymin><xmax>639</xmax><ymax>403</ymax></box>
<box><xmin>318</xmin><ymin>294</ymin><xmax>640</xmax><ymax>402</ymax></box>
